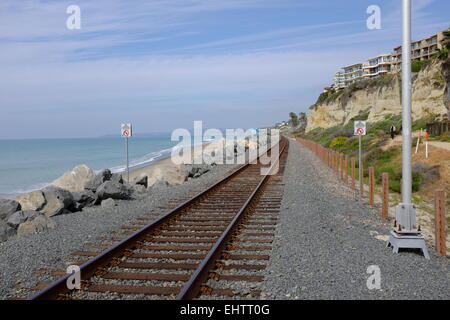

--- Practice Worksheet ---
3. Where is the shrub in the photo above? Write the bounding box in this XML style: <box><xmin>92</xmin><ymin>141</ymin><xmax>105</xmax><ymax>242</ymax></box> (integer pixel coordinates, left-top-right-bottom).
<box><xmin>412</xmin><ymin>172</ymin><xmax>423</xmax><ymax>192</ymax></box>
<box><xmin>315</xmin><ymin>92</ymin><xmax>330</xmax><ymax>105</ymax></box>
<box><xmin>412</xmin><ymin>60</ymin><xmax>430</xmax><ymax>72</ymax></box>
<box><xmin>390</xmin><ymin>179</ymin><xmax>401</xmax><ymax>193</ymax></box>
<box><xmin>330</xmin><ymin>136</ymin><xmax>348</xmax><ymax>148</ymax></box>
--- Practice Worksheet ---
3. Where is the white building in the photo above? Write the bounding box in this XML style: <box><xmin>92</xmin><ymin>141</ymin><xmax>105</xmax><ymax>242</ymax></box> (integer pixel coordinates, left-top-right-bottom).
<box><xmin>363</xmin><ymin>54</ymin><xmax>392</xmax><ymax>79</ymax></box>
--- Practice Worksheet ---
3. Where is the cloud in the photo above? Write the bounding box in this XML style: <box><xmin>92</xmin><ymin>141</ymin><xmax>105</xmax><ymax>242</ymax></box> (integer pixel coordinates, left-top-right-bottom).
<box><xmin>0</xmin><ymin>0</ymin><xmax>449</xmax><ymax>138</ymax></box>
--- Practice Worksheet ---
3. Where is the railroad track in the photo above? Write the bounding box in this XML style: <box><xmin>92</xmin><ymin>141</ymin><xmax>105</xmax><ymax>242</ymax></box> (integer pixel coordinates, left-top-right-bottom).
<box><xmin>27</xmin><ymin>137</ymin><xmax>288</xmax><ymax>300</ymax></box>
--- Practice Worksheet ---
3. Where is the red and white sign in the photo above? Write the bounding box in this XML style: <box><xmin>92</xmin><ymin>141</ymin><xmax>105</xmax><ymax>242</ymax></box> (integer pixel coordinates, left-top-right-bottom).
<box><xmin>354</xmin><ymin>121</ymin><xmax>366</xmax><ymax>136</ymax></box>
<box><xmin>121</xmin><ymin>123</ymin><xmax>132</xmax><ymax>138</ymax></box>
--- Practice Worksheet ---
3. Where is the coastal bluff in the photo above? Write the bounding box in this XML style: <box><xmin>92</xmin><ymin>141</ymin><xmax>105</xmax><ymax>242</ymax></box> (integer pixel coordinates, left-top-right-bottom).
<box><xmin>306</xmin><ymin>57</ymin><xmax>450</xmax><ymax>132</ymax></box>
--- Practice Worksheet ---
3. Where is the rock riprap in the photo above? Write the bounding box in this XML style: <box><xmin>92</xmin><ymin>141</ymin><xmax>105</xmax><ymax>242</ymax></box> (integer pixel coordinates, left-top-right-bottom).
<box><xmin>72</xmin><ymin>190</ymin><xmax>97</xmax><ymax>210</ymax></box>
<box><xmin>146</xmin><ymin>165</ymin><xmax>188</xmax><ymax>187</ymax></box>
<box><xmin>7</xmin><ymin>210</ymin><xmax>41</xmax><ymax>229</ymax></box>
<box><xmin>0</xmin><ymin>199</ymin><xmax>21</xmax><ymax>221</ymax></box>
<box><xmin>17</xmin><ymin>214</ymin><xmax>56</xmax><ymax>237</ymax></box>
<box><xmin>132</xmin><ymin>175</ymin><xmax>148</xmax><ymax>188</ymax></box>
<box><xmin>96</xmin><ymin>181</ymin><xmax>130</xmax><ymax>200</ymax></box>
<box><xmin>13</xmin><ymin>190</ymin><xmax>46</xmax><ymax>211</ymax></box>
<box><xmin>0</xmin><ymin>222</ymin><xmax>16</xmax><ymax>242</ymax></box>
<box><xmin>52</xmin><ymin>164</ymin><xmax>95</xmax><ymax>193</ymax></box>
<box><xmin>84</xmin><ymin>169</ymin><xmax>113</xmax><ymax>192</ymax></box>
<box><xmin>41</xmin><ymin>186</ymin><xmax>74</xmax><ymax>217</ymax></box>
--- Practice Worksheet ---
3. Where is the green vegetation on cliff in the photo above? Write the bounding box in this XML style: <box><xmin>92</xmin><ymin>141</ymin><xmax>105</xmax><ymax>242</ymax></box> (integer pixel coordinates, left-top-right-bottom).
<box><xmin>314</xmin><ymin>73</ymin><xmax>397</xmax><ymax>107</ymax></box>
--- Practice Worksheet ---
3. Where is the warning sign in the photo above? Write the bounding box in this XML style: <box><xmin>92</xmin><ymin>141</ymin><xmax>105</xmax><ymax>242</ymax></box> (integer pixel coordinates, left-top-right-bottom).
<box><xmin>121</xmin><ymin>123</ymin><xmax>132</xmax><ymax>138</ymax></box>
<box><xmin>354</xmin><ymin>121</ymin><xmax>366</xmax><ymax>136</ymax></box>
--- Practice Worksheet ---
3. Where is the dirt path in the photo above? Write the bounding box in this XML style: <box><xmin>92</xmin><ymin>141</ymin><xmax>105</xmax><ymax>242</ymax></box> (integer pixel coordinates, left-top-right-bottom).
<box><xmin>380</xmin><ymin>133</ymin><xmax>449</xmax><ymax>195</ymax></box>
<box><xmin>382</xmin><ymin>133</ymin><xmax>450</xmax><ymax>152</ymax></box>
<box><xmin>429</xmin><ymin>141</ymin><xmax>450</xmax><ymax>151</ymax></box>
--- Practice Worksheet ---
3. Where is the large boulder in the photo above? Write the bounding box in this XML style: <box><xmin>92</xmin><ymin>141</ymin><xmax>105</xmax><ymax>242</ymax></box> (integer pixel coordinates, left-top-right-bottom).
<box><xmin>84</xmin><ymin>169</ymin><xmax>113</xmax><ymax>192</ymax></box>
<box><xmin>7</xmin><ymin>210</ymin><xmax>41</xmax><ymax>229</ymax></box>
<box><xmin>132</xmin><ymin>175</ymin><xmax>148</xmax><ymax>188</ymax></box>
<box><xmin>0</xmin><ymin>199</ymin><xmax>21</xmax><ymax>220</ymax></box>
<box><xmin>52</xmin><ymin>164</ymin><xmax>95</xmax><ymax>193</ymax></box>
<box><xmin>110</xmin><ymin>173</ymin><xmax>124</xmax><ymax>185</ymax></box>
<box><xmin>41</xmin><ymin>186</ymin><xmax>74</xmax><ymax>217</ymax></box>
<box><xmin>13</xmin><ymin>190</ymin><xmax>46</xmax><ymax>211</ymax></box>
<box><xmin>186</xmin><ymin>166</ymin><xmax>210</xmax><ymax>179</ymax></box>
<box><xmin>17</xmin><ymin>214</ymin><xmax>56</xmax><ymax>237</ymax></box>
<box><xmin>0</xmin><ymin>221</ymin><xmax>16</xmax><ymax>242</ymax></box>
<box><xmin>72</xmin><ymin>190</ymin><xmax>97</xmax><ymax>209</ymax></box>
<box><xmin>96</xmin><ymin>181</ymin><xmax>130</xmax><ymax>200</ymax></box>
<box><xmin>146</xmin><ymin>166</ymin><xmax>188</xmax><ymax>187</ymax></box>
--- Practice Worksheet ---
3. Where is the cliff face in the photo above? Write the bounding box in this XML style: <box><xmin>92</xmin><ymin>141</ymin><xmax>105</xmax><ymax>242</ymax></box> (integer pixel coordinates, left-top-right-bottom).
<box><xmin>306</xmin><ymin>58</ymin><xmax>450</xmax><ymax>132</ymax></box>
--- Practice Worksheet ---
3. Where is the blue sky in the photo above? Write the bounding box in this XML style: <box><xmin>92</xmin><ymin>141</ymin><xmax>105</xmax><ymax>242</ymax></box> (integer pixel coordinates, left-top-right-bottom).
<box><xmin>1</xmin><ymin>0</ymin><xmax>449</xmax><ymax>139</ymax></box>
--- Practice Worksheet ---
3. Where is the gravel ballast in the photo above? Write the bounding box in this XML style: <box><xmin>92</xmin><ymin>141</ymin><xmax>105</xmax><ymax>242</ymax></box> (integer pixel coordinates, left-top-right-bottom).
<box><xmin>261</xmin><ymin>138</ymin><xmax>450</xmax><ymax>300</ymax></box>
<box><xmin>0</xmin><ymin>163</ymin><xmax>236</xmax><ymax>299</ymax></box>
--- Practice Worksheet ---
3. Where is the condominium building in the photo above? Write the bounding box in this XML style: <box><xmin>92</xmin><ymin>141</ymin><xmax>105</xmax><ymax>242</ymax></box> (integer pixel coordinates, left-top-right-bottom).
<box><xmin>334</xmin><ymin>72</ymin><xmax>345</xmax><ymax>89</ymax></box>
<box><xmin>363</xmin><ymin>54</ymin><xmax>392</xmax><ymax>79</ymax></box>
<box><xmin>342</xmin><ymin>63</ymin><xmax>365</xmax><ymax>87</ymax></box>
<box><xmin>391</xmin><ymin>31</ymin><xmax>445</xmax><ymax>69</ymax></box>
<box><xmin>332</xmin><ymin>29</ymin><xmax>447</xmax><ymax>88</ymax></box>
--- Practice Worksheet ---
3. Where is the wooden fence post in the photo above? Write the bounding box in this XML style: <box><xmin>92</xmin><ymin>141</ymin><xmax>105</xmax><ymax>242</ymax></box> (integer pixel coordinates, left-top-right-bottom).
<box><xmin>369</xmin><ymin>167</ymin><xmax>375</xmax><ymax>206</ymax></box>
<box><xmin>333</xmin><ymin>151</ymin><xmax>336</xmax><ymax>172</ymax></box>
<box><xmin>344</xmin><ymin>156</ymin><xmax>348</xmax><ymax>185</ymax></box>
<box><xmin>435</xmin><ymin>190</ymin><xmax>447</xmax><ymax>256</ymax></box>
<box><xmin>336</xmin><ymin>152</ymin><xmax>340</xmax><ymax>174</ymax></box>
<box><xmin>335</xmin><ymin>152</ymin><xmax>338</xmax><ymax>173</ymax></box>
<box><xmin>351</xmin><ymin>158</ymin><xmax>356</xmax><ymax>189</ymax></box>
<box><xmin>337</xmin><ymin>153</ymin><xmax>341</xmax><ymax>177</ymax></box>
<box><xmin>382</xmin><ymin>173</ymin><xmax>389</xmax><ymax>220</ymax></box>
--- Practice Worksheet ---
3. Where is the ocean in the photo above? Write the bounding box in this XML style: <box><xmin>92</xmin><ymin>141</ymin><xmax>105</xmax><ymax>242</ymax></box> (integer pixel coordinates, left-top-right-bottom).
<box><xmin>0</xmin><ymin>133</ymin><xmax>182</xmax><ymax>199</ymax></box>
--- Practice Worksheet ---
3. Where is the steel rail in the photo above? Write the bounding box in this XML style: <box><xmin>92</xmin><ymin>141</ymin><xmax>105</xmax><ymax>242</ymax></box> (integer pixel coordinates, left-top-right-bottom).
<box><xmin>28</xmin><ymin>137</ymin><xmax>286</xmax><ymax>300</ymax></box>
<box><xmin>176</xmin><ymin>138</ymin><xmax>287</xmax><ymax>299</ymax></box>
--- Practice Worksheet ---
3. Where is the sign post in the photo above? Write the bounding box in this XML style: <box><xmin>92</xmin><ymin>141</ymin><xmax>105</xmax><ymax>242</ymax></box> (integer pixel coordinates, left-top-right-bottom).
<box><xmin>121</xmin><ymin>123</ymin><xmax>132</xmax><ymax>183</ymax></box>
<box><xmin>354</xmin><ymin>121</ymin><xmax>366</xmax><ymax>197</ymax></box>
<box><xmin>415</xmin><ymin>129</ymin><xmax>422</xmax><ymax>154</ymax></box>
<box><xmin>387</xmin><ymin>0</ymin><xmax>429</xmax><ymax>259</ymax></box>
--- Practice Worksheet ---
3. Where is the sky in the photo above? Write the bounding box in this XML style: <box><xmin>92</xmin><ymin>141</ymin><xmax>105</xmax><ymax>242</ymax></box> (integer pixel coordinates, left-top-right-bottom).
<box><xmin>0</xmin><ymin>0</ymin><xmax>449</xmax><ymax>139</ymax></box>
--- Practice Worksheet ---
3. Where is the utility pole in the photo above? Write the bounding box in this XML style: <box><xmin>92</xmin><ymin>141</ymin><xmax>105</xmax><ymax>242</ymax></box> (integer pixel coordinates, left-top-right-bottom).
<box><xmin>387</xmin><ymin>0</ymin><xmax>429</xmax><ymax>259</ymax></box>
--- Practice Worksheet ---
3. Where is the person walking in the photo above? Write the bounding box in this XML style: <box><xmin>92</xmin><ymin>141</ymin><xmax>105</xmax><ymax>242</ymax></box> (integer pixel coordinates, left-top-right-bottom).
<box><xmin>390</xmin><ymin>125</ymin><xmax>396</xmax><ymax>140</ymax></box>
